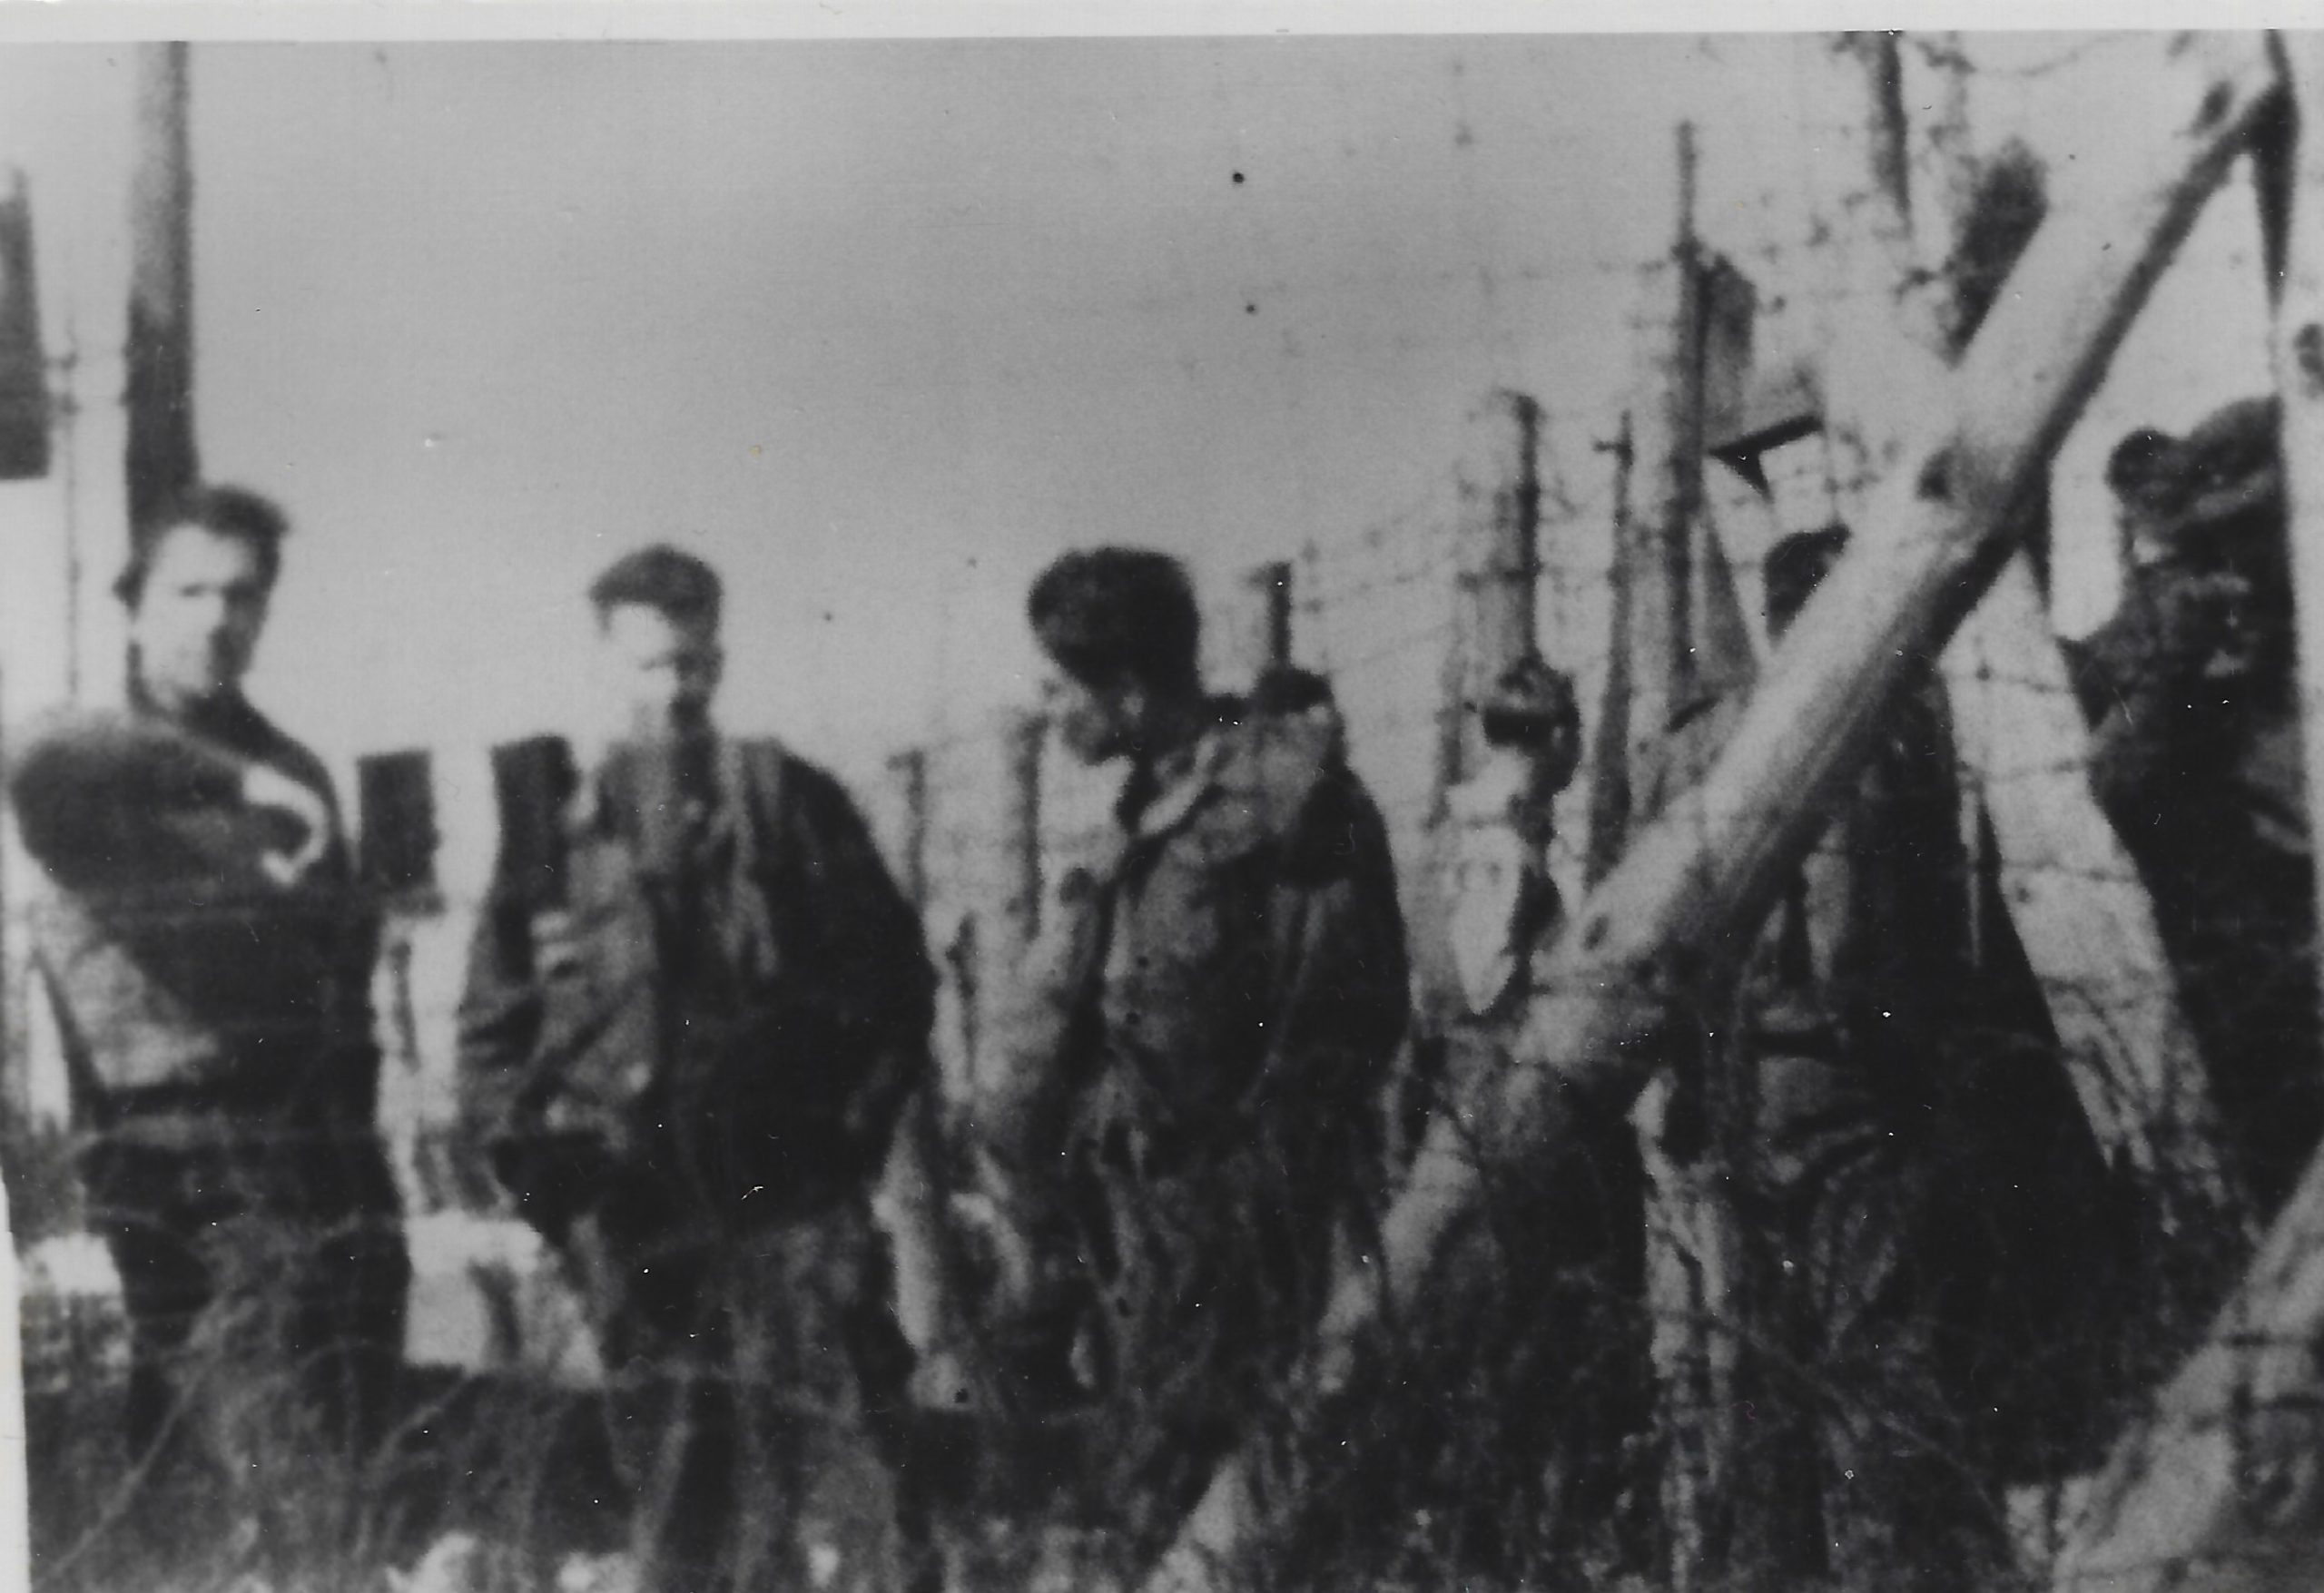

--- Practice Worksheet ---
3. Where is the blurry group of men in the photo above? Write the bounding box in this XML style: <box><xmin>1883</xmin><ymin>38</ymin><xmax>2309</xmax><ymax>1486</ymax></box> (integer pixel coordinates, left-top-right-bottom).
<box><xmin>7</xmin><ymin>498</ymin><xmax>1411</xmax><ymax>1591</ymax></box>
<box><xmin>8</xmin><ymin>384</ymin><xmax>2319</xmax><ymax>1593</ymax></box>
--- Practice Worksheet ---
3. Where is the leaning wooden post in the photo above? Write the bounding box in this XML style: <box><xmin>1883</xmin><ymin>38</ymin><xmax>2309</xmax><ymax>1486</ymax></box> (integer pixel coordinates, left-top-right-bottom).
<box><xmin>1837</xmin><ymin>39</ymin><xmax>2240</xmax><ymax>1221</ymax></box>
<box><xmin>1140</xmin><ymin>39</ymin><xmax>2281</xmax><ymax>1592</ymax></box>
<box><xmin>0</xmin><ymin>1175</ymin><xmax>25</xmax><ymax>1593</ymax></box>
<box><xmin>2053</xmin><ymin>1126</ymin><xmax>2324</xmax><ymax>1592</ymax></box>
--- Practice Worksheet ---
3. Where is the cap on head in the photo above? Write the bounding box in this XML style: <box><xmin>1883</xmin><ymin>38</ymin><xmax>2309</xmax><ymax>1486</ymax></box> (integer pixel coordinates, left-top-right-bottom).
<box><xmin>2107</xmin><ymin>396</ymin><xmax>2284</xmax><ymax>553</ymax></box>
<box><xmin>589</xmin><ymin>544</ymin><xmax>724</xmax><ymax>629</ymax></box>
<box><xmin>115</xmin><ymin>484</ymin><xmax>289</xmax><ymax>607</ymax></box>
<box><xmin>1028</xmin><ymin>546</ymin><xmax>1201</xmax><ymax>693</ymax></box>
<box><xmin>1477</xmin><ymin>653</ymin><xmax>1578</xmax><ymax>752</ymax></box>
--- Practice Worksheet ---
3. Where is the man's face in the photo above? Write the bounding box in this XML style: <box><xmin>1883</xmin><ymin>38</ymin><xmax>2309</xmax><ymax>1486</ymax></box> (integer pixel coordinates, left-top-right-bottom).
<box><xmin>130</xmin><ymin>524</ymin><xmax>271</xmax><ymax>710</ymax></box>
<box><xmin>1045</xmin><ymin>670</ymin><xmax>1145</xmax><ymax>766</ymax></box>
<box><xmin>599</xmin><ymin>602</ymin><xmax>723</xmax><ymax>740</ymax></box>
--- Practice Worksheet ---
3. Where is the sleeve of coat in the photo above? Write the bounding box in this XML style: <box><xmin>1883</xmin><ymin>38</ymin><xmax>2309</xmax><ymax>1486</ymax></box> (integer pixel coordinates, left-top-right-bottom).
<box><xmin>788</xmin><ymin>762</ymin><xmax>938</xmax><ymax>1163</ymax></box>
<box><xmin>1257</xmin><ymin>765</ymin><xmax>1413</xmax><ymax>1148</ymax></box>
<box><xmin>10</xmin><ymin>710</ymin><xmax>244</xmax><ymax>890</ymax></box>
<box><xmin>296</xmin><ymin>752</ymin><xmax>391</xmax><ymax>1128</ymax></box>
<box><xmin>455</xmin><ymin>880</ymin><xmax>544</xmax><ymax>1145</ymax></box>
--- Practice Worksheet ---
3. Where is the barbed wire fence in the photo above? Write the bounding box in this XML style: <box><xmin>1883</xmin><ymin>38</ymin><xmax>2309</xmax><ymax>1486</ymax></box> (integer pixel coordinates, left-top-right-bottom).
<box><xmin>4</xmin><ymin>27</ymin><xmax>2323</xmax><ymax>1593</ymax></box>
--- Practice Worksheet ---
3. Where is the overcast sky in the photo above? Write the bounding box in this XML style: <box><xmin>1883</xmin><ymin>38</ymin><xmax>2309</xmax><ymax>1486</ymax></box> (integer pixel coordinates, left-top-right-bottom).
<box><xmin>0</xmin><ymin>33</ymin><xmax>2282</xmax><ymax>794</ymax></box>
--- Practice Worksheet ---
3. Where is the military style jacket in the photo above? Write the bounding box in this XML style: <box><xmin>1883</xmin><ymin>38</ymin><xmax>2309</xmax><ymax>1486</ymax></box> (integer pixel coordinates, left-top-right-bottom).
<box><xmin>457</xmin><ymin>734</ymin><xmax>935</xmax><ymax>1220</ymax></box>
<box><xmin>979</xmin><ymin>698</ymin><xmax>1411</xmax><ymax>1204</ymax></box>
<box><xmin>11</xmin><ymin>694</ymin><xmax>382</xmax><ymax>1144</ymax></box>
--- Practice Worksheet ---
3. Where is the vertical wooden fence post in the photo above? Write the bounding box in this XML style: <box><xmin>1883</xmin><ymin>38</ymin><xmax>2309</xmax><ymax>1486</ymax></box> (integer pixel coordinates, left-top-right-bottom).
<box><xmin>887</xmin><ymin>747</ymin><xmax>931</xmax><ymax>917</ymax></box>
<box><xmin>1583</xmin><ymin>416</ymin><xmax>1636</xmax><ymax>890</ymax></box>
<box><xmin>2264</xmin><ymin>39</ymin><xmax>2324</xmax><ymax>1051</ymax></box>
<box><xmin>1242</xmin><ymin>559</ymin><xmax>1294</xmax><ymax>681</ymax></box>
<box><xmin>876</xmin><ymin>742</ymin><xmax>971</xmax><ymax>1398</ymax></box>
<box><xmin>998</xmin><ymin>709</ymin><xmax>1045</xmax><ymax>965</ymax></box>
<box><xmin>126</xmin><ymin>42</ymin><xmax>197</xmax><ymax>538</ymax></box>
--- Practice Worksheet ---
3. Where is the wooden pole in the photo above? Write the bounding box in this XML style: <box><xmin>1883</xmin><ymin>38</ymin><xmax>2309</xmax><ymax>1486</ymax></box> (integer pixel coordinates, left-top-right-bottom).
<box><xmin>1625</xmin><ymin>124</ymin><xmax>1706</xmax><ymax>777</ymax></box>
<box><xmin>2263</xmin><ymin>36</ymin><xmax>2324</xmax><ymax>1057</ymax></box>
<box><xmin>125</xmin><ymin>42</ymin><xmax>197</xmax><ymax>538</ymax></box>
<box><xmin>1456</xmin><ymin>389</ymin><xmax>1542</xmax><ymax>766</ymax></box>
<box><xmin>2053</xmin><ymin>1128</ymin><xmax>2324</xmax><ymax>1592</ymax></box>
<box><xmin>1837</xmin><ymin>41</ymin><xmax>2241</xmax><ymax>1215</ymax></box>
<box><xmin>0</xmin><ymin>171</ymin><xmax>48</xmax><ymax>483</ymax></box>
<box><xmin>1140</xmin><ymin>39</ymin><xmax>2281</xmax><ymax>1593</ymax></box>
<box><xmin>886</xmin><ymin>747</ymin><xmax>931</xmax><ymax>912</ymax></box>
<box><xmin>0</xmin><ymin>1174</ymin><xmax>25</xmax><ymax>1593</ymax></box>
<box><xmin>998</xmin><ymin>709</ymin><xmax>1045</xmax><ymax>957</ymax></box>
<box><xmin>877</xmin><ymin>742</ymin><xmax>974</xmax><ymax>1398</ymax></box>
<box><xmin>1584</xmin><ymin>418</ymin><xmax>1636</xmax><ymax>889</ymax></box>
<box><xmin>1241</xmin><ymin>560</ymin><xmax>1294</xmax><ymax>680</ymax></box>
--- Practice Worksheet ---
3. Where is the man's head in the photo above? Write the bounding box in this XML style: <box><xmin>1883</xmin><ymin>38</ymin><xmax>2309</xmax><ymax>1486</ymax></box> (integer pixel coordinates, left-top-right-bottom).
<box><xmin>588</xmin><ymin>545</ymin><xmax>725</xmax><ymax>740</ymax></box>
<box><xmin>2106</xmin><ymin>398</ymin><xmax>2291</xmax><ymax>682</ymax></box>
<box><xmin>1028</xmin><ymin>547</ymin><xmax>1203</xmax><ymax>766</ymax></box>
<box><xmin>119</xmin><ymin>486</ymin><xmax>288</xmax><ymax>713</ymax></box>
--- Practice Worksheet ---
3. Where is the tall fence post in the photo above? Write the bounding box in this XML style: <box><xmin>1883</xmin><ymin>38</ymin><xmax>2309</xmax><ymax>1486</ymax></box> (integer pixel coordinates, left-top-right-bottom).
<box><xmin>1624</xmin><ymin>122</ymin><xmax>1706</xmax><ymax>786</ymax></box>
<box><xmin>877</xmin><ymin>742</ymin><xmax>976</xmax><ymax>1400</ymax></box>
<box><xmin>1620</xmin><ymin>121</ymin><xmax>1766</xmax><ymax>1593</ymax></box>
<box><xmin>1437</xmin><ymin>389</ymin><xmax>1544</xmax><ymax>802</ymax></box>
<box><xmin>887</xmin><ymin>747</ymin><xmax>931</xmax><ymax>917</ymax></box>
<box><xmin>998</xmin><ymin>709</ymin><xmax>1045</xmax><ymax>965</ymax></box>
<box><xmin>126</xmin><ymin>42</ymin><xmax>197</xmax><ymax>541</ymax></box>
<box><xmin>2262</xmin><ymin>38</ymin><xmax>2324</xmax><ymax>1054</ymax></box>
<box><xmin>1240</xmin><ymin>559</ymin><xmax>1295</xmax><ymax>681</ymax></box>
<box><xmin>1583</xmin><ymin>416</ymin><xmax>1636</xmax><ymax>890</ymax></box>
<box><xmin>1461</xmin><ymin>391</ymin><xmax>1542</xmax><ymax>724</ymax></box>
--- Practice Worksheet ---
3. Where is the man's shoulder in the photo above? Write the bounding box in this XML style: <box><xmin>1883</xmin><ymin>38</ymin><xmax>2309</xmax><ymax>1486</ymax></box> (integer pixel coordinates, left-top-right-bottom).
<box><xmin>241</xmin><ymin>710</ymin><xmax>336</xmax><ymax>797</ymax></box>
<box><xmin>1187</xmin><ymin>700</ymin><xmax>1381</xmax><ymax>870</ymax></box>
<box><xmin>727</xmin><ymin>735</ymin><xmax>859</xmax><ymax>825</ymax></box>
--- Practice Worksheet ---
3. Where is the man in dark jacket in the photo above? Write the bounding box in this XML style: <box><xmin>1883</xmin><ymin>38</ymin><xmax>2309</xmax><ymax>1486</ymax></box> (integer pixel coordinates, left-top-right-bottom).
<box><xmin>2069</xmin><ymin>396</ymin><xmax>2318</xmax><ymax>1215</ymax></box>
<box><xmin>11</xmin><ymin>486</ymin><xmax>410</xmax><ymax>1580</ymax></box>
<box><xmin>458</xmin><ymin>546</ymin><xmax>938</xmax><ymax>1593</ymax></box>
<box><xmin>977</xmin><ymin>548</ymin><xmax>1410</xmax><ymax>1558</ymax></box>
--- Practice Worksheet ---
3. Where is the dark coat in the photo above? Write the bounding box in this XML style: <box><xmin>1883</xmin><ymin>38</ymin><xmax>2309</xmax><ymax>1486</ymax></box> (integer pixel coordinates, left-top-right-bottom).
<box><xmin>11</xmin><ymin>695</ymin><xmax>383</xmax><ymax>1139</ymax></box>
<box><xmin>975</xmin><ymin>699</ymin><xmax>1410</xmax><ymax>1535</ymax></box>
<box><xmin>458</xmin><ymin>734</ymin><xmax>936</xmax><ymax>1230</ymax></box>
<box><xmin>2068</xmin><ymin>565</ymin><xmax>2318</xmax><ymax>1212</ymax></box>
<box><xmin>981</xmin><ymin>699</ymin><xmax>1409</xmax><ymax>1202</ymax></box>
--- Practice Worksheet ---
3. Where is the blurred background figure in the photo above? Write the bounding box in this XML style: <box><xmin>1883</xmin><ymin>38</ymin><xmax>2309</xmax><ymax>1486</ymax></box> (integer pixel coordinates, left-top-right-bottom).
<box><xmin>2070</xmin><ymin>396</ymin><xmax>2319</xmax><ymax>1215</ymax></box>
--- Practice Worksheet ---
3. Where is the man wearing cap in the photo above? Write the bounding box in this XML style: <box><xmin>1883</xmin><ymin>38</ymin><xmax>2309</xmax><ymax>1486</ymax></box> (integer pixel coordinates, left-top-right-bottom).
<box><xmin>1382</xmin><ymin>652</ymin><xmax>1651</xmax><ymax>1575</ymax></box>
<box><xmin>2070</xmin><ymin>396</ymin><xmax>2319</xmax><ymax>1214</ymax></box>
<box><xmin>10</xmin><ymin>486</ymin><xmax>410</xmax><ymax>1581</ymax></box>
<box><xmin>975</xmin><ymin>547</ymin><xmax>1410</xmax><ymax>1556</ymax></box>
<box><xmin>457</xmin><ymin>545</ymin><xmax>939</xmax><ymax>1593</ymax></box>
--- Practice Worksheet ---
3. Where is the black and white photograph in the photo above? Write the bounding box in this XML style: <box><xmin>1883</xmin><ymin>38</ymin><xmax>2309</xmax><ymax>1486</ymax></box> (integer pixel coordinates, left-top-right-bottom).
<box><xmin>0</xmin><ymin>16</ymin><xmax>2315</xmax><ymax>1593</ymax></box>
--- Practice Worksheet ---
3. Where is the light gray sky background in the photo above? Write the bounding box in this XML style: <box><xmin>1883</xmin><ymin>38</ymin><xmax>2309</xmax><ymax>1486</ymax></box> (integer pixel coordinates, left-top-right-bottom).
<box><xmin>0</xmin><ymin>32</ymin><xmax>2284</xmax><ymax>796</ymax></box>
